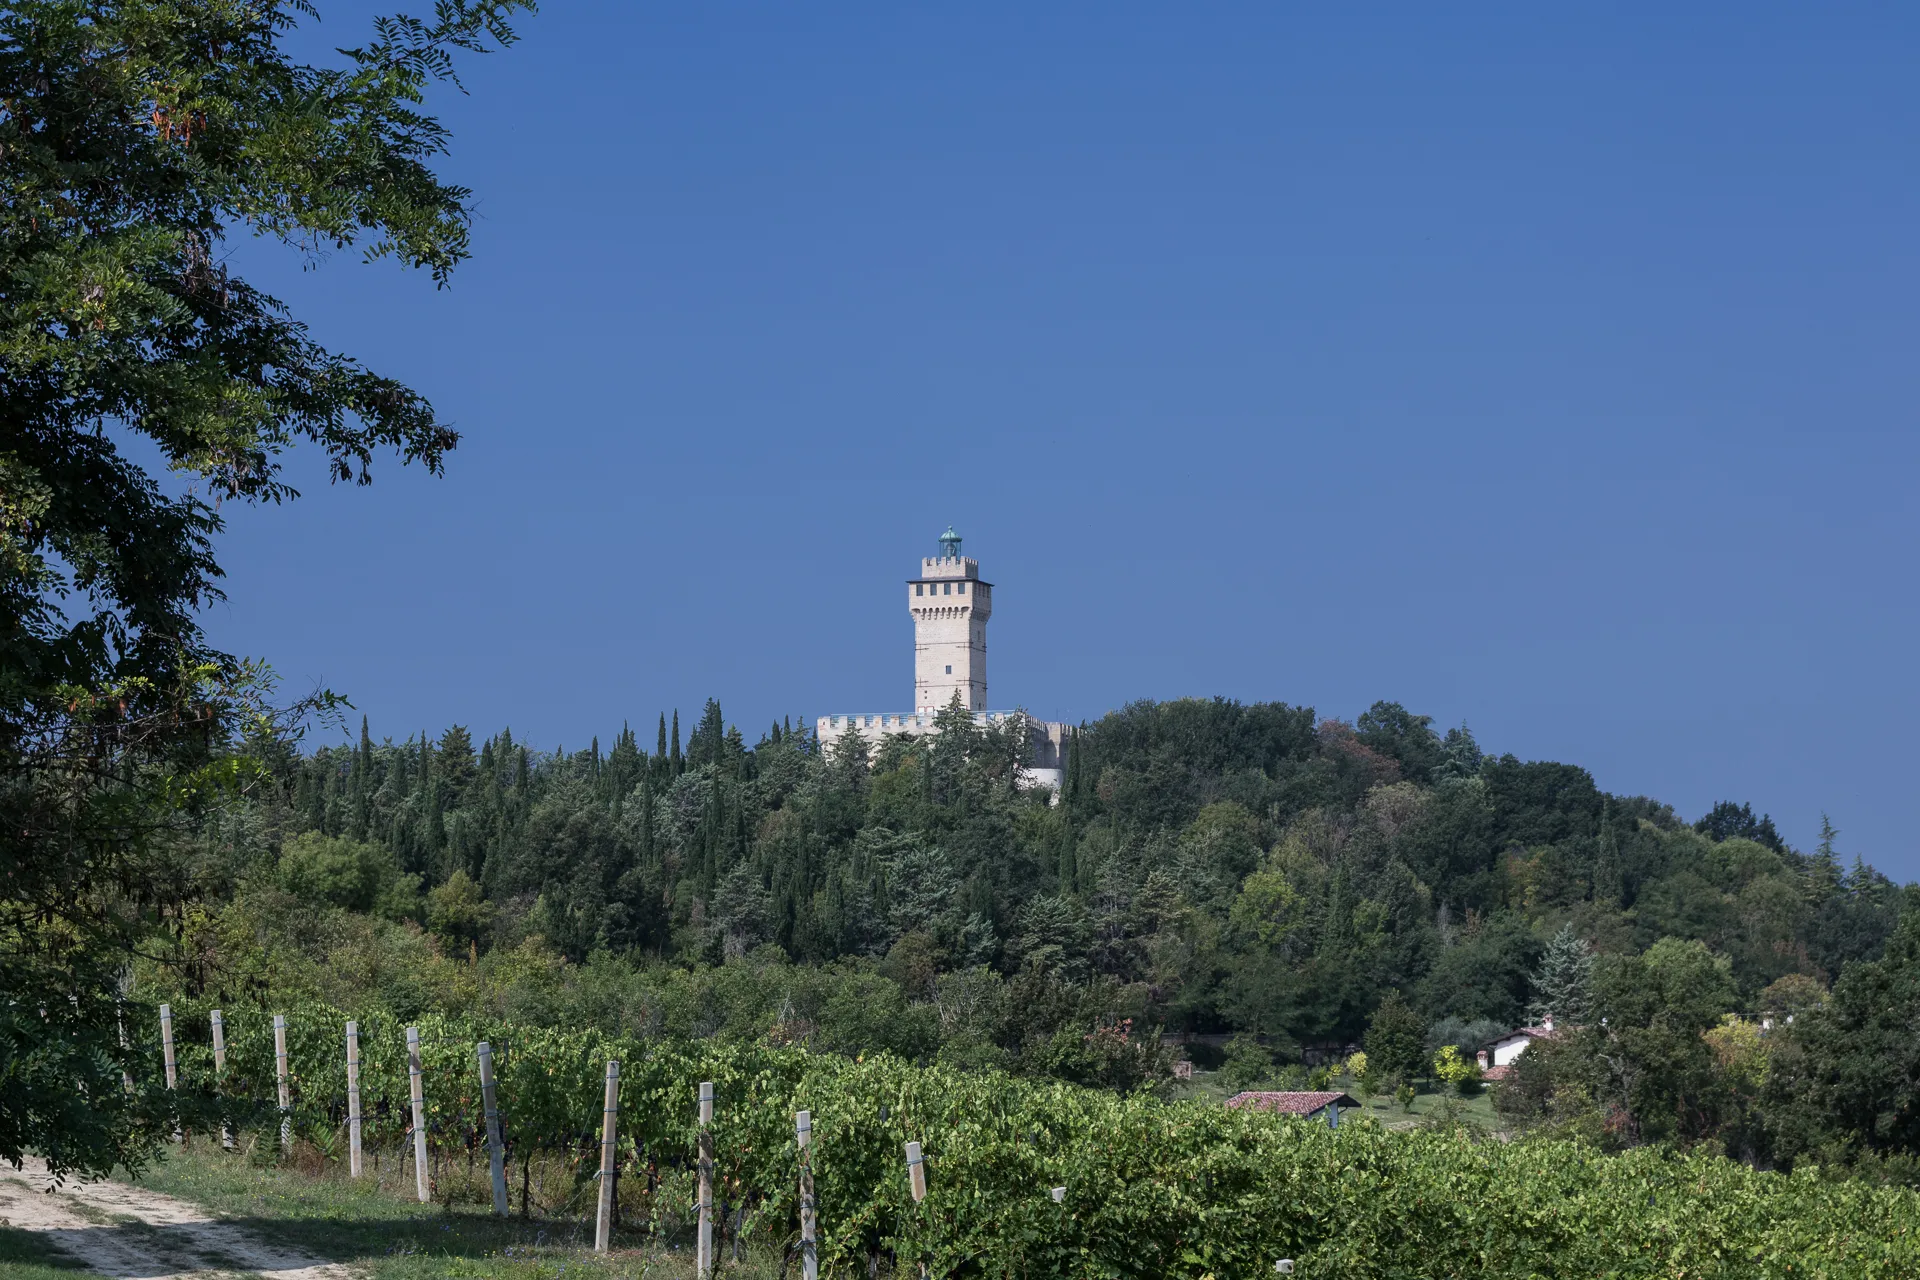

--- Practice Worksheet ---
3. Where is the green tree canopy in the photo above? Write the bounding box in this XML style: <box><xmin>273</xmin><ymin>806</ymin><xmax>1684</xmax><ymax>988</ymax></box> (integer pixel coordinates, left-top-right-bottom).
<box><xmin>1364</xmin><ymin>989</ymin><xmax>1427</xmax><ymax>1085</ymax></box>
<box><xmin>0</xmin><ymin>0</ymin><xmax>530</xmax><ymax>1179</ymax></box>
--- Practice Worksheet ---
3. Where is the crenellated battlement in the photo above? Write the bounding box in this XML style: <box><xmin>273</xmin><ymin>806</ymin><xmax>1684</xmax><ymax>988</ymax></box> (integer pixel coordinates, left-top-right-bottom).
<box><xmin>919</xmin><ymin>556</ymin><xmax>979</xmax><ymax>580</ymax></box>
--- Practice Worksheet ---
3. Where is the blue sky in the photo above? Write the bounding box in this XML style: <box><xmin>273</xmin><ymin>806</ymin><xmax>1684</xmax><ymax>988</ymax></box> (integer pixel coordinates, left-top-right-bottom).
<box><xmin>209</xmin><ymin>3</ymin><xmax>1920</xmax><ymax>877</ymax></box>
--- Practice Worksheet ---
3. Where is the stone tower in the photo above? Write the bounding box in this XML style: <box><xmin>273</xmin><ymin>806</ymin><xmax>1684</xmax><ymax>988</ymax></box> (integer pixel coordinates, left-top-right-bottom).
<box><xmin>910</xmin><ymin>526</ymin><xmax>992</xmax><ymax>711</ymax></box>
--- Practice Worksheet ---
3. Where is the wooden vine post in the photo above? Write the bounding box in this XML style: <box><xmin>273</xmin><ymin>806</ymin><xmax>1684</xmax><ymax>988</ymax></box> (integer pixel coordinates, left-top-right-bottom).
<box><xmin>345</xmin><ymin>1021</ymin><xmax>364</xmax><ymax>1178</ymax></box>
<box><xmin>117</xmin><ymin>1007</ymin><xmax>132</xmax><ymax>1094</ymax></box>
<box><xmin>594</xmin><ymin>1060</ymin><xmax>621</xmax><ymax>1252</ymax></box>
<box><xmin>478</xmin><ymin>1041</ymin><xmax>508</xmax><ymax>1216</ymax></box>
<box><xmin>696</xmin><ymin>1081</ymin><xmax>715</xmax><ymax>1278</ymax></box>
<box><xmin>158</xmin><ymin>1003</ymin><xmax>177</xmax><ymax>1089</ymax></box>
<box><xmin>406</xmin><ymin>1025</ymin><xmax>430</xmax><ymax>1202</ymax></box>
<box><xmin>796</xmin><ymin>1110</ymin><xmax>817</xmax><ymax>1280</ymax></box>
<box><xmin>159</xmin><ymin>1003</ymin><xmax>181</xmax><ymax>1143</ymax></box>
<box><xmin>272</xmin><ymin>1014</ymin><xmax>292</xmax><ymax>1152</ymax></box>
<box><xmin>210</xmin><ymin>1009</ymin><xmax>232</xmax><ymax>1149</ymax></box>
<box><xmin>905</xmin><ymin>1142</ymin><xmax>929</xmax><ymax>1280</ymax></box>
<box><xmin>905</xmin><ymin>1140</ymin><xmax>928</xmax><ymax>1202</ymax></box>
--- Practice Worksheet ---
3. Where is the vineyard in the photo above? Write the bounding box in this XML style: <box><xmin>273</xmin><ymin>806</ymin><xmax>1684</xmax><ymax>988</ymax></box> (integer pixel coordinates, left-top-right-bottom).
<box><xmin>132</xmin><ymin>998</ymin><xmax>1916</xmax><ymax>1279</ymax></box>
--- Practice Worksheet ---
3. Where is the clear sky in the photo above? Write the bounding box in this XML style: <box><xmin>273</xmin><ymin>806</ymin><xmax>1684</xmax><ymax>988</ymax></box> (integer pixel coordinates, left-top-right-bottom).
<box><xmin>207</xmin><ymin>3</ymin><xmax>1920</xmax><ymax>878</ymax></box>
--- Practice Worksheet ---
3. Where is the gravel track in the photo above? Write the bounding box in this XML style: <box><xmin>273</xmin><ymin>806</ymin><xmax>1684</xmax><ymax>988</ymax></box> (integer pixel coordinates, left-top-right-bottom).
<box><xmin>0</xmin><ymin>1157</ymin><xmax>354</xmax><ymax>1280</ymax></box>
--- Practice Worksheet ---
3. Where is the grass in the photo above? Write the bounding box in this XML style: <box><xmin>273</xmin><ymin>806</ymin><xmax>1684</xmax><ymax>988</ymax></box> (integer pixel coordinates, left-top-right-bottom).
<box><xmin>0</xmin><ymin>1227</ymin><xmax>107</xmax><ymax>1280</ymax></box>
<box><xmin>1170</xmin><ymin>1069</ymin><xmax>1508</xmax><ymax>1134</ymax></box>
<box><xmin>1353</xmin><ymin>1081</ymin><xmax>1502</xmax><ymax>1131</ymax></box>
<box><xmin>116</xmin><ymin>1142</ymin><xmax>785</xmax><ymax>1280</ymax></box>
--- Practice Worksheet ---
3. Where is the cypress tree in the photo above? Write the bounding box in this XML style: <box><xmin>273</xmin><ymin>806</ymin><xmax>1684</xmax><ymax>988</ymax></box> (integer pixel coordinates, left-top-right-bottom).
<box><xmin>639</xmin><ymin>776</ymin><xmax>655</xmax><ymax>865</ymax></box>
<box><xmin>348</xmin><ymin>716</ymin><xmax>372</xmax><ymax>840</ymax></box>
<box><xmin>670</xmin><ymin>711</ymin><xmax>683</xmax><ymax>776</ymax></box>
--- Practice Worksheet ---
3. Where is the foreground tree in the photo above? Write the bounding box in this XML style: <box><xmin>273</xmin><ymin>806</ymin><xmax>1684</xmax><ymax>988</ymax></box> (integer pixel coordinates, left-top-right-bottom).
<box><xmin>1</xmin><ymin>0</ymin><xmax>531</xmax><ymax>1178</ymax></box>
<box><xmin>1767</xmin><ymin>899</ymin><xmax>1920</xmax><ymax>1165</ymax></box>
<box><xmin>1363</xmin><ymin>989</ymin><xmax>1427</xmax><ymax>1087</ymax></box>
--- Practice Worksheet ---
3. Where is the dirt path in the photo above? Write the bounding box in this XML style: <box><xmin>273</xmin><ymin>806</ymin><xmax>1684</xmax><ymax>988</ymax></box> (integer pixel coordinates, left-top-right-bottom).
<box><xmin>0</xmin><ymin>1158</ymin><xmax>354</xmax><ymax>1280</ymax></box>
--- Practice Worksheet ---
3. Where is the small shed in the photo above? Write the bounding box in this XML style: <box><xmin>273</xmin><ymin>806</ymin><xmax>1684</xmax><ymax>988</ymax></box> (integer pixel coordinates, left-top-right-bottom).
<box><xmin>1225</xmin><ymin>1090</ymin><xmax>1359</xmax><ymax>1129</ymax></box>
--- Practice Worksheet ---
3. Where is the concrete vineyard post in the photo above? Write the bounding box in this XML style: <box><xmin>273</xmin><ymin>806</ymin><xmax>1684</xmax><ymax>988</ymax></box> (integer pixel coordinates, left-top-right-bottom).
<box><xmin>796</xmin><ymin>1110</ymin><xmax>817</xmax><ymax>1280</ymax></box>
<box><xmin>696</xmin><ymin>1081</ymin><xmax>714</xmax><ymax>1278</ymax></box>
<box><xmin>272</xmin><ymin>1014</ymin><xmax>291</xmax><ymax>1152</ymax></box>
<box><xmin>478</xmin><ymin>1042</ymin><xmax>508</xmax><ymax>1216</ymax></box>
<box><xmin>210</xmin><ymin>1009</ymin><xmax>232</xmax><ymax>1149</ymax></box>
<box><xmin>406</xmin><ymin>1026</ymin><xmax>429</xmax><ymax>1203</ymax></box>
<box><xmin>594</xmin><ymin>1060</ymin><xmax>620</xmax><ymax>1252</ymax></box>
<box><xmin>345</xmin><ymin>1021</ymin><xmax>363</xmax><ymax>1178</ymax></box>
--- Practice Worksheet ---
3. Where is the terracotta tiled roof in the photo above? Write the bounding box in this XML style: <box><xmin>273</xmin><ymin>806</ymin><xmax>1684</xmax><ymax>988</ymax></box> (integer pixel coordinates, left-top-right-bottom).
<box><xmin>1225</xmin><ymin>1090</ymin><xmax>1357</xmax><ymax>1115</ymax></box>
<box><xmin>1481</xmin><ymin>1065</ymin><xmax>1512</xmax><ymax>1082</ymax></box>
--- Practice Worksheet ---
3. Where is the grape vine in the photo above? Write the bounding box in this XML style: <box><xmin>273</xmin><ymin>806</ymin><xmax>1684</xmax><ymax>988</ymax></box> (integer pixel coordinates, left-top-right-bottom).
<box><xmin>138</xmin><ymin>998</ymin><xmax>1918</xmax><ymax>1279</ymax></box>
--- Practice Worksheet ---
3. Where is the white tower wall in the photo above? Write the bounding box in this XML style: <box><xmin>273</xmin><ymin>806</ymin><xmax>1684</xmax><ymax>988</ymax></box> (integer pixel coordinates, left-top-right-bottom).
<box><xmin>910</xmin><ymin>542</ymin><xmax>991</xmax><ymax>711</ymax></box>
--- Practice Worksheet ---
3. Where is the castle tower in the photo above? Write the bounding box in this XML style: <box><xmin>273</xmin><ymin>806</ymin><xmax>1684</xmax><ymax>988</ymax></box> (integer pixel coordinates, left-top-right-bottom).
<box><xmin>910</xmin><ymin>526</ymin><xmax>991</xmax><ymax>711</ymax></box>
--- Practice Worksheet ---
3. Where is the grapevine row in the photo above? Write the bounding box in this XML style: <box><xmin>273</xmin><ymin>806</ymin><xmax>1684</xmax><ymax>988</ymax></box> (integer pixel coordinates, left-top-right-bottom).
<box><xmin>129</xmin><ymin>997</ymin><xmax>1919</xmax><ymax>1279</ymax></box>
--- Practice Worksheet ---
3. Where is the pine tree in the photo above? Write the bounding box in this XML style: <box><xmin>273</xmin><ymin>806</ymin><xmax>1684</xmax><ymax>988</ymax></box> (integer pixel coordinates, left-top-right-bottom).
<box><xmin>607</xmin><ymin>722</ymin><xmax>643</xmax><ymax>803</ymax></box>
<box><xmin>686</xmin><ymin>699</ymin><xmax>726</xmax><ymax>771</ymax></box>
<box><xmin>1527</xmin><ymin>924</ymin><xmax>1595</xmax><ymax>1026</ymax></box>
<box><xmin>1810</xmin><ymin>813</ymin><xmax>1845</xmax><ymax>898</ymax></box>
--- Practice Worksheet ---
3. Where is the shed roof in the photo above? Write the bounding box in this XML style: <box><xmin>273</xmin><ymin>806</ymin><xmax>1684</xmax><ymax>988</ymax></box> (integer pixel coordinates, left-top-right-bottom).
<box><xmin>1225</xmin><ymin>1090</ymin><xmax>1358</xmax><ymax>1115</ymax></box>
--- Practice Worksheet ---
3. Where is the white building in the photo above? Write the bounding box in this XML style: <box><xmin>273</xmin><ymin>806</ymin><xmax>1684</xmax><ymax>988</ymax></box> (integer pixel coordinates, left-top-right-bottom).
<box><xmin>1478</xmin><ymin>1015</ymin><xmax>1557</xmax><ymax>1078</ymax></box>
<box><xmin>817</xmin><ymin>528</ymin><xmax>1070</xmax><ymax>789</ymax></box>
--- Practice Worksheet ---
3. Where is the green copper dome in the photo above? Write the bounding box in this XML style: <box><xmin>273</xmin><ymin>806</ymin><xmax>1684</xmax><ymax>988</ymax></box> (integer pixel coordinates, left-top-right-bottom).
<box><xmin>938</xmin><ymin>526</ymin><xmax>963</xmax><ymax>557</ymax></box>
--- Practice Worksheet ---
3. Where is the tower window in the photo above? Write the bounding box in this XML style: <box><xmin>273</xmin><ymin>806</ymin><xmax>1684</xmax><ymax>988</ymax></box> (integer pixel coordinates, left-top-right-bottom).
<box><xmin>943</xmin><ymin>581</ymin><xmax>952</xmax><ymax>595</ymax></box>
<box><xmin>957</xmin><ymin>582</ymin><xmax>967</xmax><ymax>594</ymax></box>
<box><xmin>945</xmin><ymin>665</ymin><xmax>952</xmax><ymax>674</ymax></box>
<box><xmin>915</xmin><ymin>583</ymin><xmax>923</xmax><ymax>596</ymax></box>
